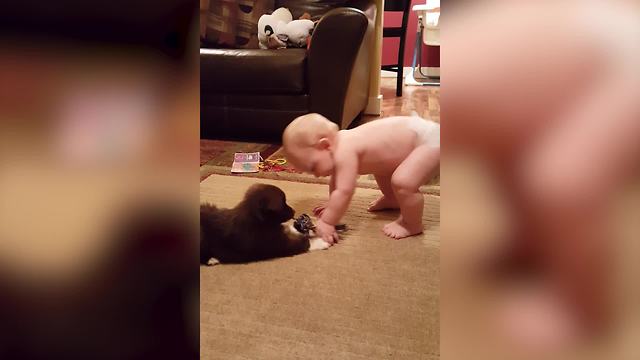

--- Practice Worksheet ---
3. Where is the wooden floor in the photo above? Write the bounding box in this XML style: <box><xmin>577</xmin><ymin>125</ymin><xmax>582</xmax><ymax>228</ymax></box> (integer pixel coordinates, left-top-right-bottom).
<box><xmin>354</xmin><ymin>77</ymin><xmax>440</xmax><ymax>127</ymax></box>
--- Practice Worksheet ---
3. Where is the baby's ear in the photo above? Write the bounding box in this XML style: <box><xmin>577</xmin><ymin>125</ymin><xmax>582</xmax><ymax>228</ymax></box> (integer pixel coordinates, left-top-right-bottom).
<box><xmin>317</xmin><ymin>137</ymin><xmax>331</xmax><ymax>150</ymax></box>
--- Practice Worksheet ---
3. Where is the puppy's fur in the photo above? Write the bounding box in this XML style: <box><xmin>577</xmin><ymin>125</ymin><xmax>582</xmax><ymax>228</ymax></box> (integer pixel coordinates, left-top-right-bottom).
<box><xmin>200</xmin><ymin>184</ymin><xmax>329</xmax><ymax>265</ymax></box>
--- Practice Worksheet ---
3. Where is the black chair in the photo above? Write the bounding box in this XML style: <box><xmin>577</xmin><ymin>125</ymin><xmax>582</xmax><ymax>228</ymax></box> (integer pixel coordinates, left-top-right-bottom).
<box><xmin>381</xmin><ymin>0</ymin><xmax>413</xmax><ymax>97</ymax></box>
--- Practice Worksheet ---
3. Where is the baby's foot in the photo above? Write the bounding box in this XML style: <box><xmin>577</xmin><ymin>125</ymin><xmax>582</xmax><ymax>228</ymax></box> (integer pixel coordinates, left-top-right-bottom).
<box><xmin>368</xmin><ymin>195</ymin><xmax>400</xmax><ymax>211</ymax></box>
<box><xmin>382</xmin><ymin>218</ymin><xmax>423</xmax><ymax>239</ymax></box>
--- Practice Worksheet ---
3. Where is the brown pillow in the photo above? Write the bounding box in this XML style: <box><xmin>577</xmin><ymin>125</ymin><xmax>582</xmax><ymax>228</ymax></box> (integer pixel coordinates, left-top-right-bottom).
<box><xmin>203</xmin><ymin>0</ymin><xmax>275</xmax><ymax>49</ymax></box>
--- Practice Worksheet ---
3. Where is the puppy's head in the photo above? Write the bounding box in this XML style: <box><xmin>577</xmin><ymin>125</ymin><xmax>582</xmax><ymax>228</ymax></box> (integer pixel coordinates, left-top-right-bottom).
<box><xmin>243</xmin><ymin>184</ymin><xmax>295</xmax><ymax>224</ymax></box>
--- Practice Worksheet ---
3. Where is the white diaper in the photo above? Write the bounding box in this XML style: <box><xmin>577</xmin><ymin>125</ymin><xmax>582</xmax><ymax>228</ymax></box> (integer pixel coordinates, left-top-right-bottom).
<box><xmin>406</xmin><ymin>116</ymin><xmax>440</xmax><ymax>147</ymax></box>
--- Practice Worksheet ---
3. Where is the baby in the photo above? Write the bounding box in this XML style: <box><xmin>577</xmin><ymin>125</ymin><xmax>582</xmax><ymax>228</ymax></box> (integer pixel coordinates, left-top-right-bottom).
<box><xmin>282</xmin><ymin>113</ymin><xmax>440</xmax><ymax>242</ymax></box>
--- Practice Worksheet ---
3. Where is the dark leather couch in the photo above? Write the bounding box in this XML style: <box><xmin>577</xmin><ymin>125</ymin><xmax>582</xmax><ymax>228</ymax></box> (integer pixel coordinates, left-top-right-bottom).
<box><xmin>201</xmin><ymin>0</ymin><xmax>376</xmax><ymax>141</ymax></box>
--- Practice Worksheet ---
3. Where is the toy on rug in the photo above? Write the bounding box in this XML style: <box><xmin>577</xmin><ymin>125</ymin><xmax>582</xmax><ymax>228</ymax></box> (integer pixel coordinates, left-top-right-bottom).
<box><xmin>258</xmin><ymin>157</ymin><xmax>301</xmax><ymax>173</ymax></box>
<box><xmin>231</xmin><ymin>152</ymin><xmax>261</xmax><ymax>173</ymax></box>
<box><xmin>293</xmin><ymin>213</ymin><xmax>315</xmax><ymax>235</ymax></box>
<box><xmin>258</xmin><ymin>7</ymin><xmax>315</xmax><ymax>49</ymax></box>
<box><xmin>230</xmin><ymin>151</ymin><xmax>300</xmax><ymax>173</ymax></box>
<box><xmin>293</xmin><ymin>213</ymin><xmax>347</xmax><ymax>236</ymax></box>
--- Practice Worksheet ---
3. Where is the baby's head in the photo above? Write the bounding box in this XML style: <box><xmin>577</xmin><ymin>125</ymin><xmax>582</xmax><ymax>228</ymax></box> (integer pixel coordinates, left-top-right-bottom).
<box><xmin>282</xmin><ymin>113</ymin><xmax>339</xmax><ymax>177</ymax></box>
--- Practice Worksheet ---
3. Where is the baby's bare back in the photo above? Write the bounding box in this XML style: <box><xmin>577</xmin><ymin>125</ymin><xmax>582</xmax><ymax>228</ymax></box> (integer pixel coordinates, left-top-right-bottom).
<box><xmin>337</xmin><ymin>116</ymin><xmax>438</xmax><ymax>176</ymax></box>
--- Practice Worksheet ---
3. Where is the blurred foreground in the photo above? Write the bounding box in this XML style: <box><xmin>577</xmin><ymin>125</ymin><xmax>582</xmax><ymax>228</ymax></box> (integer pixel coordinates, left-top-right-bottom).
<box><xmin>442</xmin><ymin>1</ymin><xmax>640</xmax><ymax>359</ymax></box>
<box><xmin>0</xmin><ymin>1</ymin><xmax>199</xmax><ymax>359</ymax></box>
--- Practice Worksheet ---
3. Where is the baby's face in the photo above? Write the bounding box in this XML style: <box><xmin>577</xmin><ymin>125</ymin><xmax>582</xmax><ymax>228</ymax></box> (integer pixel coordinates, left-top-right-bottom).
<box><xmin>290</xmin><ymin>145</ymin><xmax>334</xmax><ymax>177</ymax></box>
<box><xmin>309</xmin><ymin>147</ymin><xmax>334</xmax><ymax>177</ymax></box>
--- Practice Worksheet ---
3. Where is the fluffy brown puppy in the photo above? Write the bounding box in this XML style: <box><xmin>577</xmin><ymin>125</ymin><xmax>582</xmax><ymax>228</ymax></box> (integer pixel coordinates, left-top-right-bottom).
<box><xmin>200</xmin><ymin>184</ymin><xmax>330</xmax><ymax>265</ymax></box>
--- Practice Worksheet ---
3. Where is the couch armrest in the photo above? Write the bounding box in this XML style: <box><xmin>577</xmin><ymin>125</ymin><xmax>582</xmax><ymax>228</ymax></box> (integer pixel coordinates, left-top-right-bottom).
<box><xmin>307</xmin><ymin>2</ymin><xmax>375</xmax><ymax>127</ymax></box>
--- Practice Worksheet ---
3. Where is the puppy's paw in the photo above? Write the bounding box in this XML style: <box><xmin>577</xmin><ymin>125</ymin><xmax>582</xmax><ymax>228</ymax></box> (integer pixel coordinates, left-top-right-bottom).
<box><xmin>284</xmin><ymin>223</ymin><xmax>304</xmax><ymax>240</ymax></box>
<box><xmin>308</xmin><ymin>236</ymin><xmax>331</xmax><ymax>251</ymax></box>
<box><xmin>206</xmin><ymin>258</ymin><xmax>220</xmax><ymax>266</ymax></box>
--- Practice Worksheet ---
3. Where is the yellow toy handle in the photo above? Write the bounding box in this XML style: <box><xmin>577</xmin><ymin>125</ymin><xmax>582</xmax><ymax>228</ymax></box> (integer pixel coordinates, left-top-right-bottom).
<box><xmin>258</xmin><ymin>158</ymin><xmax>287</xmax><ymax>169</ymax></box>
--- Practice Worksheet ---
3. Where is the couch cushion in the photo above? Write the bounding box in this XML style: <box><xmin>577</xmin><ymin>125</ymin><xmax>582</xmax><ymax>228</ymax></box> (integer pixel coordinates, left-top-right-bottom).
<box><xmin>201</xmin><ymin>93</ymin><xmax>309</xmax><ymax>140</ymax></box>
<box><xmin>201</xmin><ymin>48</ymin><xmax>307</xmax><ymax>94</ymax></box>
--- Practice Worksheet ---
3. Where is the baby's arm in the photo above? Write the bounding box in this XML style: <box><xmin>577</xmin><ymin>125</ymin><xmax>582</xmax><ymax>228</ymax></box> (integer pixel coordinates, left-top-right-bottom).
<box><xmin>320</xmin><ymin>152</ymin><xmax>358</xmax><ymax>226</ymax></box>
<box><xmin>312</xmin><ymin>175</ymin><xmax>335</xmax><ymax>217</ymax></box>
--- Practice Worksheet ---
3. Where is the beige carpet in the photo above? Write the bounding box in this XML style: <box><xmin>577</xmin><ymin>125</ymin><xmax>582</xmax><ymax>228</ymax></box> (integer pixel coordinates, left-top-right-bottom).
<box><xmin>200</xmin><ymin>175</ymin><xmax>440</xmax><ymax>360</ymax></box>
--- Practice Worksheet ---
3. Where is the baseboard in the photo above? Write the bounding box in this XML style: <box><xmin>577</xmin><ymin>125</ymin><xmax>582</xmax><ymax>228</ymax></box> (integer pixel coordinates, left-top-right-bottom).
<box><xmin>414</xmin><ymin>66</ymin><xmax>440</xmax><ymax>78</ymax></box>
<box><xmin>364</xmin><ymin>94</ymin><xmax>383</xmax><ymax>115</ymax></box>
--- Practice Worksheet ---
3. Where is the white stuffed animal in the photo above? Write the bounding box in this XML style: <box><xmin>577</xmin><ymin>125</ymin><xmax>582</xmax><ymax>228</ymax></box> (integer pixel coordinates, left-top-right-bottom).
<box><xmin>258</xmin><ymin>7</ymin><xmax>314</xmax><ymax>49</ymax></box>
<box><xmin>258</xmin><ymin>7</ymin><xmax>292</xmax><ymax>49</ymax></box>
<box><xmin>281</xmin><ymin>19</ymin><xmax>314</xmax><ymax>48</ymax></box>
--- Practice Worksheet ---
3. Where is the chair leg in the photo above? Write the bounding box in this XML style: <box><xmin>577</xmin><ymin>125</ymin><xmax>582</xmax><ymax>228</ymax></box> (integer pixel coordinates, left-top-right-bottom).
<box><xmin>396</xmin><ymin>32</ymin><xmax>407</xmax><ymax>97</ymax></box>
<box><xmin>396</xmin><ymin>65</ymin><xmax>402</xmax><ymax>97</ymax></box>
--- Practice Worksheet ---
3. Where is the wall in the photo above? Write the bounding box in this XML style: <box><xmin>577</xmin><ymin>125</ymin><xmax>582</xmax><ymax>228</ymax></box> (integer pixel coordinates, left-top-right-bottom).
<box><xmin>382</xmin><ymin>0</ymin><xmax>439</xmax><ymax>68</ymax></box>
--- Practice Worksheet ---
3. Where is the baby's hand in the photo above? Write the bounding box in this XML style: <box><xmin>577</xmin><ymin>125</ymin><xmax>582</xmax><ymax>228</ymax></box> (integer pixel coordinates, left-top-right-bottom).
<box><xmin>315</xmin><ymin>219</ymin><xmax>339</xmax><ymax>244</ymax></box>
<box><xmin>312</xmin><ymin>202</ymin><xmax>328</xmax><ymax>217</ymax></box>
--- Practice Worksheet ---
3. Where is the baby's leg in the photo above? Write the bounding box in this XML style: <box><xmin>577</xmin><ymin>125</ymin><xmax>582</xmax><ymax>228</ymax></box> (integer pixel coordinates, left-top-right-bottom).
<box><xmin>368</xmin><ymin>174</ymin><xmax>400</xmax><ymax>211</ymax></box>
<box><xmin>384</xmin><ymin>145</ymin><xmax>440</xmax><ymax>239</ymax></box>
